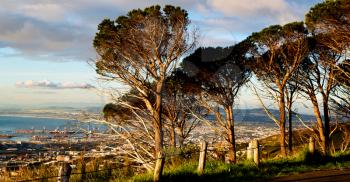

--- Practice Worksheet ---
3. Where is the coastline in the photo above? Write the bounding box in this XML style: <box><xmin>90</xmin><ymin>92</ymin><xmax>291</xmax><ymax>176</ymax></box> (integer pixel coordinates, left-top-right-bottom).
<box><xmin>0</xmin><ymin>114</ymin><xmax>77</xmax><ymax>121</ymax></box>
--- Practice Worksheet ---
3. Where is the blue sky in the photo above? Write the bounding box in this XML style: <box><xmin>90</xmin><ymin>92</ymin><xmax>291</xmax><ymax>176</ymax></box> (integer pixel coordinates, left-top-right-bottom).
<box><xmin>0</xmin><ymin>0</ymin><xmax>321</xmax><ymax>110</ymax></box>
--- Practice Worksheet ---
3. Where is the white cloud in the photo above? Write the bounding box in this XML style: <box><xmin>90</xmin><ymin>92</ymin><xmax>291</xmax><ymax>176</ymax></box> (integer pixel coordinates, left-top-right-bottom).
<box><xmin>16</xmin><ymin>80</ymin><xmax>95</xmax><ymax>89</ymax></box>
<box><xmin>18</xmin><ymin>3</ymin><xmax>66</xmax><ymax>22</ymax></box>
<box><xmin>206</xmin><ymin>0</ymin><xmax>298</xmax><ymax>24</ymax></box>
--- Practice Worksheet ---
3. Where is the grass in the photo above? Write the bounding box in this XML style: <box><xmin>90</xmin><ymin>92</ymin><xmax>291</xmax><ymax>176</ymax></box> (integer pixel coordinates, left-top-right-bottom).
<box><xmin>2</xmin><ymin>148</ymin><xmax>350</xmax><ymax>182</ymax></box>
<box><xmin>3</xmin><ymin>147</ymin><xmax>350</xmax><ymax>182</ymax></box>
<box><xmin>132</xmin><ymin>148</ymin><xmax>350</xmax><ymax>182</ymax></box>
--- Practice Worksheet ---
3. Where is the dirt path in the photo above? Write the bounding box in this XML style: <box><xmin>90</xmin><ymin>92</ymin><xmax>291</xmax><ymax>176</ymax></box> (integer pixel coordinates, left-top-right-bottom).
<box><xmin>271</xmin><ymin>168</ymin><xmax>350</xmax><ymax>182</ymax></box>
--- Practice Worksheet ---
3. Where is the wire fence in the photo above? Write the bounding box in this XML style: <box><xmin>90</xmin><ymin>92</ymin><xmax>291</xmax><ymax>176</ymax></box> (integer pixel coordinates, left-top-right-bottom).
<box><xmin>17</xmin><ymin>160</ymin><xmax>154</xmax><ymax>182</ymax></box>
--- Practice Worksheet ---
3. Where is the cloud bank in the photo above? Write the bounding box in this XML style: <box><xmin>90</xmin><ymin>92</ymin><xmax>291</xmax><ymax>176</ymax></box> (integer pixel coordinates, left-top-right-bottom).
<box><xmin>15</xmin><ymin>80</ymin><xmax>95</xmax><ymax>89</ymax></box>
<box><xmin>0</xmin><ymin>0</ymin><xmax>321</xmax><ymax>61</ymax></box>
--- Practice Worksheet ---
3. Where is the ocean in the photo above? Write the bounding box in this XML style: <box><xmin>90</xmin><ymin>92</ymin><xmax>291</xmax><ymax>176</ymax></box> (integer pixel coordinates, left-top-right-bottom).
<box><xmin>0</xmin><ymin>115</ymin><xmax>107</xmax><ymax>141</ymax></box>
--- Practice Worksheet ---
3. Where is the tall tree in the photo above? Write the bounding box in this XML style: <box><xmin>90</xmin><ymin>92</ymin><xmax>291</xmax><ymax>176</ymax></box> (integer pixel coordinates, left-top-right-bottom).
<box><xmin>305</xmin><ymin>0</ymin><xmax>350</xmax><ymax>154</ymax></box>
<box><xmin>297</xmin><ymin>38</ymin><xmax>343</xmax><ymax>154</ymax></box>
<box><xmin>182</xmin><ymin>41</ymin><xmax>251</xmax><ymax>163</ymax></box>
<box><xmin>248</xmin><ymin>22</ymin><xmax>309</xmax><ymax>157</ymax></box>
<box><xmin>306</xmin><ymin>0</ymin><xmax>350</xmax><ymax>117</ymax></box>
<box><xmin>93</xmin><ymin>5</ymin><xmax>196</xmax><ymax>180</ymax></box>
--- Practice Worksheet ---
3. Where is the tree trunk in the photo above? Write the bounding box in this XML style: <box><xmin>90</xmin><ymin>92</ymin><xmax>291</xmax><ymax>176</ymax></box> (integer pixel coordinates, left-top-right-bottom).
<box><xmin>280</xmin><ymin>122</ymin><xmax>287</xmax><ymax>157</ymax></box>
<box><xmin>154</xmin><ymin>114</ymin><xmax>163</xmax><ymax>157</ymax></box>
<box><xmin>310</xmin><ymin>94</ymin><xmax>327</xmax><ymax>155</ymax></box>
<box><xmin>154</xmin><ymin>80</ymin><xmax>164</xmax><ymax>156</ymax></box>
<box><xmin>153</xmin><ymin>152</ymin><xmax>165</xmax><ymax>182</ymax></box>
<box><xmin>323</xmin><ymin>96</ymin><xmax>330</xmax><ymax>155</ymax></box>
<box><xmin>226</xmin><ymin>105</ymin><xmax>236</xmax><ymax>164</ymax></box>
<box><xmin>287</xmin><ymin>101</ymin><xmax>293</xmax><ymax>154</ymax></box>
<box><xmin>153</xmin><ymin>80</ymin><xmax>164</xmax><ymax>181</ymax></box>
<box><xmin>279</xmin><ymin>91</ymin><xmax>287</xmax><ymax>157</ymax></box>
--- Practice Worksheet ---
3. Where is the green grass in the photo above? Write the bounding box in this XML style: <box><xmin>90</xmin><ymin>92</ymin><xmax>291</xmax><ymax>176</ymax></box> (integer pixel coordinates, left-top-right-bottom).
<box><xmin>4</xmin><ymin>148</ymin><xmax>350</xmax><ymax>182</ymax></box>
<box><xmin>131</xmin><ymin>148</ymin><xmax>350</xmax><ymax>182</ymax></box>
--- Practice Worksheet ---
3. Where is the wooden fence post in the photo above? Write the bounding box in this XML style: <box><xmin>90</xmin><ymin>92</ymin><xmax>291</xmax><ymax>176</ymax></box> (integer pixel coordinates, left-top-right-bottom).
<box><xmin>153</xmin><ymin>151</ymin><xmax>165</xmax><ymax>182</ymax></box>
<box><xmin>80</xmin><ymin>158</ymin><xmax>86</xmax><ymax>182</ymax></box>
<box><xmin>309</xmin><ymin>137</ymin><xmax>315</xmax><ymax>155</ymax></box>
<box><xmin>252</xmin><ymin>140</ymin><xmax>260</xmax><ymax>166</ymax></box>
<box><xmin>197</xmin><ymin>140</ymin><xmax>207</xmax><ymax>175</ymax></box>
<box><xmin>57</xmin><ymin>162</ymin><xmax>72</xmax><ymax>182</ymax></box>
<box><xmin>247</xmin><ymin>141</ymin><xmax>253</xmax><ymax>161</ymax></box>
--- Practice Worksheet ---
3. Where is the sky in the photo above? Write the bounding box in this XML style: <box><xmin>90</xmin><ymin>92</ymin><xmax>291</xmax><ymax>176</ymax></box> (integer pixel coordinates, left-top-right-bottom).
<box><xmin>0</xmin><ymin>0</ymin><xmax>322</xmax><ymax>110</ymax></box>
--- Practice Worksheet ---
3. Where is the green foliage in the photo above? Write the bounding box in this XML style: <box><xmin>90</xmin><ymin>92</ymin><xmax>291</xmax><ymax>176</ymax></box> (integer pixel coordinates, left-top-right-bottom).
<box><xmin>250</xmin><ymin>24</ymin><xmax>283</xmax><ymax>45</ymax></box>
<box><xmin>249</xmin><ymin>21</ymin><xmax>307</xmax><ymax>50</ymax></box>
<box><xmin>247</xmin><ymin>21</ymin><xmax>308</xmax><ymax>80</ymax></box>
<box><xmin>306</xmin><ymin>0</ymin><xmax>350</xmax><ymax>31</ymax></box>
<box><xmin>94</xmin><ymin>5</ymin><xmax>189</xmax><ymax>48</ymax></box>
<box><xmin>181</xmin><ymin>42</ymin><xmax>252</xmax><ymax>103</ymax></box>
<box><xmin>93</xmin><ymin>4</ymin><xmax>192</xmax><ymax>84</ymax></box>
<box><xmin>182</xmin><ymin>41</ymin><xmax>252</xmax><ymax>77</ymax></box>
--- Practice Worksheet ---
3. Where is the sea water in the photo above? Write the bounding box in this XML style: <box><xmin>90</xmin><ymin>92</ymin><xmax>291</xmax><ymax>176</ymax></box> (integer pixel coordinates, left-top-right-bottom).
<box><xmin>0</xmin><ymin>116</ymin><xmax>107</xmax><ymax>141</ymax></box>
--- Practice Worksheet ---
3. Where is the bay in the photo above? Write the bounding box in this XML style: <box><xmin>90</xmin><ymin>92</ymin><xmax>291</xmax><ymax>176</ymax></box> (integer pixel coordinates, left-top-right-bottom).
<box><xmin>0</xmin><ymin>115</ymin><xmax>107</xmax><ymax>141</ymax></box>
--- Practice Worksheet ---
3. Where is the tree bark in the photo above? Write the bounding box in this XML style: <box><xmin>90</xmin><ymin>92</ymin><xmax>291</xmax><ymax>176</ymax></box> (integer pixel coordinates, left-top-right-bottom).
<box><xmin>154</xmin><ymin>80</ymin><xmax>164</xmax><ymax>156</ymax></box>
<box><xmin>153</xmin><ymin>152</ymin><xmax>165</xmax><ymax>182</ymax></box>
<box><xmin>287</xmin><ymin>101</ymin><xmax>293</xmax><ymax>154</ymax></box>
<box><xmin>153</xmin><ymin>80</ymin><xmax>165</xmax><ymax>181</ymax></box>
<box><xmin>279</xmin><ymin>90</ymin><xmax>287</xmax><ymax>157</ymax></box>
<box><xmin>323</xmin><ymin>96</ymin><xmax>330</xmax><ymax>155</ymax></box>
<box><xmin>280</xmin><ymin>123</ymin><xmax>287</xmax><ymax>157</ymax></box>
<box><xmin>226</xmin><ymin>105</ymin><xmax>236</xmax><ymax>164</ymax></box>
<box><xmin>310</xmin><ymin>94</ymin><xmax>327</xmax><ymax>154</ymax></box>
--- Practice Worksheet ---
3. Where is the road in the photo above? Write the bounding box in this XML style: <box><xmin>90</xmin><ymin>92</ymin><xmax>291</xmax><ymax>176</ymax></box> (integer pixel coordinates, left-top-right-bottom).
<box><xmin>271</xmin><ymin>168</ymin><xmax>350</xmax><ymax>182</ymax></box>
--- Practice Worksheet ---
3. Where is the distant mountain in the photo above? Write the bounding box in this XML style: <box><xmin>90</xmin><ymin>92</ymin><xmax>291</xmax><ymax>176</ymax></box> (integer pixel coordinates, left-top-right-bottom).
<box><xmin>42</xmin><ymin>106</ymin><xmax>103</xmax><ymax>113</ymax></box>
<box><xmin>206</xmin><ymin>108</ymin><xmax>316</xmax><ymax>123</ymax></box>
<box><xmin>1</xmin><ymin>104</ymin><xmax>316</xmax><ymax>124</ymax></box>
<box><xmin>84</xmin><ymin>106</ymin><xmax>103</xmax><ymax>113</ymax></box>
<box><xmin>0</xmin><ymin>105</ymin><xmax>103</xmax><ymax>117</ymax></box>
